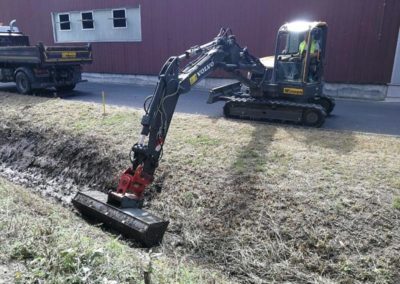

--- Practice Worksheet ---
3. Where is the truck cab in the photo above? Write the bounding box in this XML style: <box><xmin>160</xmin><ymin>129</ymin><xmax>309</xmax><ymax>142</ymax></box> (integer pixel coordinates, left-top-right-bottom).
<box><xmin>0</xmin><ymin>24</ymin><xmax>29</xmax><ymax>46</ymax></box>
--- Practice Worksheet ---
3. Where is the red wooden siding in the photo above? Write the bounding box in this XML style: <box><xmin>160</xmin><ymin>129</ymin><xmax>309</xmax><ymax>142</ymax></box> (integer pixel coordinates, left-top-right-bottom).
<box><xmin>0</xmin><ymin>0</ymin><xmax>399</xmax><ymax>84</ymax></box>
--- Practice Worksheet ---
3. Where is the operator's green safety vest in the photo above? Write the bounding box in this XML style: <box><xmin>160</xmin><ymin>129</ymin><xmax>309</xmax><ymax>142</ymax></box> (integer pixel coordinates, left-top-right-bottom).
<box><xmin>299</xmin><ymin>40</ymin><xmax>318</xmax><ymax>54</ymax></box>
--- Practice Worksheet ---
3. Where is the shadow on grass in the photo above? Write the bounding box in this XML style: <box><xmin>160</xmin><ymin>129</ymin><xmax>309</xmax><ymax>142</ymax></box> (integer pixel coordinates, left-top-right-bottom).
<box><xmin>289</xmin><ymin>126</ymin><xmax>357</xmax><ymax>154</ymax></box>
<box><xmin>220</xmin><ymin>121</ymin><xmax>275</xmax><ymax>222</ymax></box>
<box><xmin>317</xmin><ymin>128</ymin><xmax>356</xmax><ymax>154</ymax></box>
<box><xmin>206</xmin><ymin>106</ymin><xmax>357</xmax><ymax>155</ymax></box>
<box><xmin>210</xmin><ymin>119</ymin><xmax>357</xmax><ymax>246</ymax></box>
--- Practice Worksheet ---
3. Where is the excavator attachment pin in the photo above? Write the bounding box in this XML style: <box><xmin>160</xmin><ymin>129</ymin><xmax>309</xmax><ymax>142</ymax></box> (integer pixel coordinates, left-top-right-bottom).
<box><xmin>72</xmin><ymin>191</ymin><xmax>169</xmax><ymax>247</ymax></box>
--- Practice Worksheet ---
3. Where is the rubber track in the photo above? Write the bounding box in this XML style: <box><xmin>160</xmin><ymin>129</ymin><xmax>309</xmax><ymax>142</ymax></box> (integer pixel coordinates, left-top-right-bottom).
<box><xmin>224</xmin><ymin>97</ymin><xmax>327</xmax><ymax>127</ymax></box>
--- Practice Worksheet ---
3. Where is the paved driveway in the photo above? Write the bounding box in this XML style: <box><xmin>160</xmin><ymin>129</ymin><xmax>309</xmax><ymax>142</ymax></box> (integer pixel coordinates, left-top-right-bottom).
<box><xmin>1</xmin><ymin>82</ymin><xmax>399</xmax><ymax>135</ymax></box>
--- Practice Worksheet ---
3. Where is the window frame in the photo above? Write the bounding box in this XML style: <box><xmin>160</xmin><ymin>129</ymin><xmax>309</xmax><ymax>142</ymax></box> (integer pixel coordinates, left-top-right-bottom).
<box><xmin>112</xmin><ymin>8</ymin><xmax>127</xmax><ymax>29</ymax></box>
<box><xmin>58</xmin><ymin>13</ymin><xmax>71</xmax><ymax>31</ymax></box>
<box><xmin>81</xmin><ymin>11</ymin><xmax>95</xmax><ymax>30</ymax></box>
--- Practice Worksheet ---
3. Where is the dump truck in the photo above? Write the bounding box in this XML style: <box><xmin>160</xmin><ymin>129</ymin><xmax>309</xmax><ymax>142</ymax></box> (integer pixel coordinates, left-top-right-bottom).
<box><xmin>0</xmin><ymin>20</ymin><xmax>92</xmax><ymax>94</ymax></box>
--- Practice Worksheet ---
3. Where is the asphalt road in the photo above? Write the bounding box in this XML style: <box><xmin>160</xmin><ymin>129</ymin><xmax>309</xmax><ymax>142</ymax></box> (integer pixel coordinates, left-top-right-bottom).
<box><xmin>1</xmin><ymin>82</ymin><xmax>399</xmax><ymax>135</ymax></box>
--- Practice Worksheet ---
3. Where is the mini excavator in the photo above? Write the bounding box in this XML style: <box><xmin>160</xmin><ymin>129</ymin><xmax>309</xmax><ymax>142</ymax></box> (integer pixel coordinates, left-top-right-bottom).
<box><xmin>73</xmin><ymin>21</ymin><xmax>334</xmax><ymax>247</ymax></box>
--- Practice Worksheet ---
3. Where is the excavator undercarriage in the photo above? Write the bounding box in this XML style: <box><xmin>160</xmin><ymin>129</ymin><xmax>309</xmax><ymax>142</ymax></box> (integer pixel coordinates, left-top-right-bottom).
<box><xmin>208</xmin><ymin>82</ymin><xmax>329</xmax><ymax>127</ymax></box>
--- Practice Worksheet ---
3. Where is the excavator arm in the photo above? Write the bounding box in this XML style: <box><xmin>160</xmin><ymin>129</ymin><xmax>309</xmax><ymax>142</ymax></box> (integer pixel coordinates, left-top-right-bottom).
<box><xmin>73</xmin><ymin>29</ymin><xmax>267</xmax><ymax>247</ymax></box>
<box><xmin>112</xmin><ymin>29</ymin><xmax>266</xmax><ymax>205</ymax></box>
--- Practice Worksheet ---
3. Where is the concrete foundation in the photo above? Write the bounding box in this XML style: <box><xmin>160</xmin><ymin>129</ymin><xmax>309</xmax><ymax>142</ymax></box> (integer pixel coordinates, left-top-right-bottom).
<box><xmin>387</xmin><ymin>85</ymin><xmax>400</xmax><ymax>98</ymax></box>
<box><xmin>83</xmin><ymin>73</ymin><xmax>389</xmax><ymax>101</ymax></box>
<box><xmin>388</xmin><ymin>29</ymin><xmax>400</xmax><ymax>98</ymax></box>
<box><xmin>323</xmin><ymin>83</ymin><xmax>388</xmax><ymax>101</ymax></box>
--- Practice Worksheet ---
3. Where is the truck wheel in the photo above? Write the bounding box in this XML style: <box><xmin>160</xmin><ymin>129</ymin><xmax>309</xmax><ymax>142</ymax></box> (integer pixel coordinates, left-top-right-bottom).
<box><xmin>56</xmin><ymin>84</ymin><xmax>76</xmax><ymax>92</ymax></box>
<box><xmin>15</xmin><ymin>71</ymin><xmax>32</xmax><ymax>94</ymax></box>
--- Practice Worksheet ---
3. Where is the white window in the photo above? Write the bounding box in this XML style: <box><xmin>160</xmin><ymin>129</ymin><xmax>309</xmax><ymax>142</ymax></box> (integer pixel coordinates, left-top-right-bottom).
<box><xmin>52</xmin><ymin>7</ymin><xmax>142</xmax><ymax>43</ymax></box>
<box><xmin>112</xmin><ymin>9</ymin><xmax>127</xmax><ymax>28</ymax></box>
<box><xmin>81</xmin><ymin>12</ymin><xmax>94</xmax><ymax>30</ymax></box>
<box><xmin>59</xmin><ymin>14</ymin><xmax>70</xmax><ymax>31</ymax></box>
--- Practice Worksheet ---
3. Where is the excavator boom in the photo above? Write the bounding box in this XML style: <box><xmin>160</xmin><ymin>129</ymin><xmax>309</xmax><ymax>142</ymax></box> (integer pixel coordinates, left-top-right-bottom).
<box><xmin>72</xmin><ymin>28</ymin><xmax>265</xmax><ymax>246</ymax></box>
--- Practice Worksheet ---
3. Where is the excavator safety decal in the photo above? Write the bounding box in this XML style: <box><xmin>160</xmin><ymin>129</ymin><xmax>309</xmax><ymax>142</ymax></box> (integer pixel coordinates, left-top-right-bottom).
<box><xmin>196</xmin><ymin>61</ymin><xmax>214</xmax><ymax>77</ymax></box>
<box><xmin>283</xmin><ymin>88</ymin><xmax>303</xmax><ymax>95</ymax></box>
<box><xmin>189</xmin><ymin>74</ymin><xmax>198</xmax><ymax>85</ymax></box>
<box><xmin>62</xmin><ymin>51</ymin><xmax>77</xmax><ymax>58</ymax></box>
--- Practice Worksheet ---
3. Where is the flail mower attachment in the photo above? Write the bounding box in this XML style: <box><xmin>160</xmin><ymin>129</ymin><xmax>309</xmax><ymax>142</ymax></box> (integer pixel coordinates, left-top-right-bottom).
<box><xmin>72</xmin><ymin>190</ymin><xmax>169</xmax><ymax>247</ymax></box>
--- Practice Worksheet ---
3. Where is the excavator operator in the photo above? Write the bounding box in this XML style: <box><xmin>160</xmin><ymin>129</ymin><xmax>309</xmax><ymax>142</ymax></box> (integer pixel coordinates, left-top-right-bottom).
<box><xmin>299</xmin><ymin>32</ymin><xmax>320</xmax><ymax>58</ymax></box>
<box><xmin>299</xmin><ymin>30</ymin><xmax>322</xmax><ymax>81</ymax></box>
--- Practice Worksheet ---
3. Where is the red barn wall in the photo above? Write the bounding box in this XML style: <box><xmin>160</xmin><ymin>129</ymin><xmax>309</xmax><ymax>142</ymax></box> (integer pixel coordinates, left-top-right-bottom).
<box><xmin>0</xmin><ymin>0</ymin><xmax>399</xmax><ymax>84</ymax></box>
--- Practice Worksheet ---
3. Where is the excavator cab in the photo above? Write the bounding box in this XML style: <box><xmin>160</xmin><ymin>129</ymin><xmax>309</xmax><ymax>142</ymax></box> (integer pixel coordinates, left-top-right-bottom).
<box><xmin>250</xmin><ymin>21</ymin><xmax>334</xmax><ymax>119</ymax></box>
<box><xmin>273</xmin><ymin>21</ymin><xmax>327</xmax><ymax>86</ymax></box>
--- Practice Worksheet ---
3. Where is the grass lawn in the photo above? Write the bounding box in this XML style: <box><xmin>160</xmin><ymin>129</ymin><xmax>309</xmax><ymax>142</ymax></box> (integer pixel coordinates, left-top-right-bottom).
<box><xmin>0</xmin><ymin>178</ymin><xmax>229</xmax><ymax>283</ymax></box>
<box><xmin>0</xmin><ymin>92</ymin><xmax>399</xmax><ymax>283</ymax></box>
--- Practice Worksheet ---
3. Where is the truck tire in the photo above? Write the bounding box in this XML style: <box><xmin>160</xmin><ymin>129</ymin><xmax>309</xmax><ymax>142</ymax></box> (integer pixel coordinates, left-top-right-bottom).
<box><xmin>56</xmin><ymin>84</ymin><xmax>76</xmax><ymax>92</ymax></box>
<box><xmin>15</xmin><ymin>71</ymin><xmax>32</xmax><ymax>94</ymax></box>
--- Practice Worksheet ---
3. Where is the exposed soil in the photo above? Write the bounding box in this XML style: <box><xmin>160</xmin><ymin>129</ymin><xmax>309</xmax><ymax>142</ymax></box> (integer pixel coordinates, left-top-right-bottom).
<box><xmin>1</xmin><ymin>93</ymin><xmax>400</xmax><ymax>283</ymax></box>
<box><xmin>0</xmin><ymin>121</ymin><xmax>122</xmax><ymax>204</ymax></box>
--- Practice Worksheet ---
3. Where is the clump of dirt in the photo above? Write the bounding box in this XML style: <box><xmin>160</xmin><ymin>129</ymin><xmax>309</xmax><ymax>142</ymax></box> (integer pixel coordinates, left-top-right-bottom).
<box><xmin>0</xmin><ymin>120</ymin><xmax>123</xmax><ymax>204</ymax></box>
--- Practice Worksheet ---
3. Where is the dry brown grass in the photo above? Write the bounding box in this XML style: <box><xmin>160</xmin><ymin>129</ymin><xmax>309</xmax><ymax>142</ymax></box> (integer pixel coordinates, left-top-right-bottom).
<box><xmin>0</xmin><ymin>92</ymin><xmax>400</xmax><ymax>283</ymax></box>
<box><xmin>0</xmin><ymin>178</ymin><xmax>230</xmax><ymax>283</ymax></box>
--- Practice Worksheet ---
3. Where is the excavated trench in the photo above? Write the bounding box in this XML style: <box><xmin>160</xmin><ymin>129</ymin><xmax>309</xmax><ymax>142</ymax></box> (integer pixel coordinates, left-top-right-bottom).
<box><xmin>0</xmin><ymin>120</ymin><xmax>125</xmax><ymax>204</ymax></box>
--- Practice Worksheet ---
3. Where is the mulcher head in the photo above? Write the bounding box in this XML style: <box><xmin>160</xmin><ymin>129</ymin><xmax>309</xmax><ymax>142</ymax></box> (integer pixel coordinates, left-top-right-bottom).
<box><xmin>72</xmin><ymin>191</ymin><xmax>169</xmax><ymax>247</ymax></box>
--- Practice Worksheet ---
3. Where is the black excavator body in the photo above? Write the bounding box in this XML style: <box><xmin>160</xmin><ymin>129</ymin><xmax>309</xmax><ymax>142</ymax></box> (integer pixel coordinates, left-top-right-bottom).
<box><xmin>208</xmin><ymin>21</ymin><xmax>335</xmax><ymax>127</ymax></box>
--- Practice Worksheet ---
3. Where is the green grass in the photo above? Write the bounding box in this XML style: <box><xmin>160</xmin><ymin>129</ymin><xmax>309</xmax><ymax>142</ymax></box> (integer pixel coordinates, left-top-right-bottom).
<box><xmin>0</xmin><ymin>92</ymin><xmax>400</xmax><ymax>283</ymax></box>
<box><xmin>185</xmin><ymin>134</ymin><xmax>221</xmax><ymax>146</ymax></box>
<box><xmin>0</xmin><ymin>178</ymin><xmax>230</xmax><ymax>284</ymax></box>
<box><xmin>393</xmin><ymin>197</ymin><xmax>400</xmax><ymax>210</ymax></box>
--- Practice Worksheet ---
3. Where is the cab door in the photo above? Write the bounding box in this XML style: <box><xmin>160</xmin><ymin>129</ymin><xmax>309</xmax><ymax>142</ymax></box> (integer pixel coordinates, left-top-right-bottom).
<box><xmin>302</xmin><ymin>26</ymin><xmax>327</xmax><ymax>85</ymax></box>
